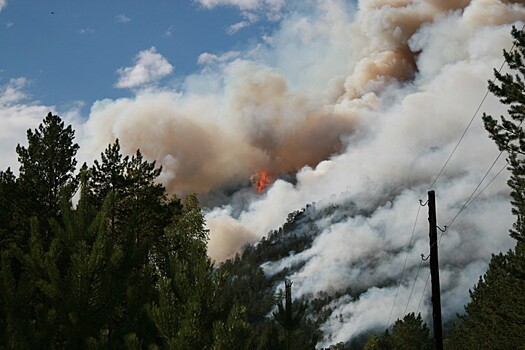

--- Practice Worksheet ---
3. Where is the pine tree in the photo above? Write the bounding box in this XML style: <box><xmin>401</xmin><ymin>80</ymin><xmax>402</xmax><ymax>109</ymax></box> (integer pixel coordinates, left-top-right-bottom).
<box><xmin>0</xmin><ymin>116</ymin><xmax>263</xmax><ymax>349</ymax></box>
<box><xmin>87</xmin><ymin>141</ymin><xmax>179</xmax><ymax>347</ymax></box>
<box><xmin>16</xmin><ymin>112</ymin><xmax>79</xmax><ymax>218</ymax></box>
<box><xmin>89</xmin><ymin>139</ymin><xmax>129</xmax><ymax>235</ymax></box>
<box><xmin>88</xmin><ymin>140</ymin><xmax>177</xmax><ymax>254</ymax></box>
<box><xmin>150</xmin><ymin>194</ymin><xmax>250</xmax><ymax>349</ymax></box>
<box><xmin>446</xmin><ymin>248</ymin><xmax>525</xmax><ymax>350</ymax></box>
<box><xmin>15</xmin><ymin>112</ymin><xmax>79</xmax><ymax>246</ymax></box>
<box><xmin>0</xmin><ymin>168</ymin><xmax>18</xmax><ymax>250</ymax></box>
<box><xmin>150</xmin><ymin>194</ymin><xmax>217</xmax><ymax>348</ymax></box>
<box><xmin>483</xmin><ymin>26</ymin><xmax>525</xmax><ymax>243</ymax></box>
<box><xmin>273</xmin><ymin>280</ymin><xmax>308</xmax><ymax>350</ymax></box>
<box><xmin>363</xmin><ymin>313</ymin><xmax>431</xmax><ymax>350</ymax></box>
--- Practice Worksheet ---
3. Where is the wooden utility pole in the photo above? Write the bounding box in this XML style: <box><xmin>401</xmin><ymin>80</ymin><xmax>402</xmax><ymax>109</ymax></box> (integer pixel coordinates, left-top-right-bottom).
<box><xmin>428</xmin><ymin>190</ymin><xmax>443</xmax><ymax>350</ymax></box>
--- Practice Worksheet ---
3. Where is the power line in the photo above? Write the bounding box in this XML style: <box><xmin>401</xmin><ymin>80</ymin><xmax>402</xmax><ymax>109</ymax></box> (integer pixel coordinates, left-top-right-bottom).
<box><xmin>386</xmin><ymin>202</ymin><xmax>423</xmax><ymax>329</ymax></box>
<box><xmin>428</xmin><ymin>25</ymin><xmax>523</xmax><ymax>191</ymax></box>
<box><xmin>468</xmin><ymin>161</ymin><xmax>508</xmax><ymax>207</ymax></box>
<box><xmin>446</xmin><ymin>152</ymin><xmax>507</xmax><ymax>228</ymax></box>
<box><xmin>428</xmin><ymin>89</ymin><xmax>493</xmax><ymax>191</ymax></box>
<box><xmin>394</xmin><ymin>151</ymin><xmax>507</xmax><ymax>323</ymax></box>
<box><xmin>416</xmin><ymin>156</ymin><xmax>506</xmax><ymax>262</ymax></box>
<box><xmin>404</xmin><ymin>259</ymin><xmax>425</xmax><ymax>315</ymax></box>
<box><xmin>388</xmin><ymin>24</ymin><xmax>523</xmax><ymax>326</ymax></box>
<box><xmin>414</xmin><ymin>160</ymin><xmax>507</xmax><ymax>315</ymax></box>
<box><xmin>416</xmin><ymin>271</ymin><xmax>431</xmax><ymax>315</ymax></box>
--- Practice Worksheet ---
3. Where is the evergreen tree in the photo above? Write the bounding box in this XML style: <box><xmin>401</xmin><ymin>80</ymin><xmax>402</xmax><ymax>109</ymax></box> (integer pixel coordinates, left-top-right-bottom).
<box><xmin>16</xmin><ymin>112</ymin><xmax>79</xmax><ymax>221</ymax></box>
<box><xmin>483</xmin><ymin>26</ymin><xmax>525</xmax><ymax>243</ymax></box>
<box><xmin>15</xmin><ymin>112</ymin><xmax>79</xmax><ymax>247</ymax></box>
<box><xmin>0</xmin><ymin>168</ymin><xmax>18</xmax><ymax>250</ymax></box>
<box><xmin>272</xmin><ymin>280</ymin><xmax>310</xmax><ymax>350</ymax></box>
<box><xmin>150</xmin><ymin>194</ymin><xmax>250</xmax><ymax>349</ymax></box>
<box><xmin>0</xmin><ymin>183</ymin><xmax>120</xmax><ymax>348</ymax></box>
<box><xmin>87</xmin><ymin>141</ymin><xmax>179</xmax><ymax>347</ymax></box>
<box><xmin>0</xmin><ymin>178</ymin><xmax>169</xmax><ymax>348</ymax></box>
<box><xmin>388</xmin><ymin>313</ymin><xmax>432</xmax><ymax>350</ymax></box>
<box><xmin>88</xmin><ymin>140</ymin><xmax>177</xmax><ymax>253</ymax></box>
<box><xmin>446</xmin><ymin>247</ymin><xmax>525</xmax><ymax>350</ymax></box>
<box><xmin>363</xmin><ymin>313</ymin><xmax>432</xmax><ymax>350</ymax></box>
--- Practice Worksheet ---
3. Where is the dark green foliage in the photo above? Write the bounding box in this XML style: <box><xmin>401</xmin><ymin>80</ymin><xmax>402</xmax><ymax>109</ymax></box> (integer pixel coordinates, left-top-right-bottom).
<box><xmin>16</xmin><ymin>112</ymin><xmax>79</xmax><ymax>230</ymax></box>
<box><xmin>274</xmin><ymin>281</ymin><xmax>306</xmax><ymax>330</ymax></box>
<box><xmin>88</xmin><ymin>140</ymin><xmax>178</xmax><ymax>242</ymax></box>
<box><xmin>388</xmin><ymin>313</ymin><xmax>432</xmax><ymax>350</ymax></box>
<box><xmin>446</xmin><ymin>244</ymin><xmax>525</xmax><ymax>350</ymax></box>
<box><xmin>363</xmin><ymin>313</ymin><xmax>432</xmax><ymax>350</ymax></box>
<box><xmin>0</xmin><ymin>168</ymin><xmax>18</xmax><ymax>250</ymax></box>
<box><xmin>274</xmin><ymin>280</ymin><xmax>317</xmax><ymax>350</ymax></box>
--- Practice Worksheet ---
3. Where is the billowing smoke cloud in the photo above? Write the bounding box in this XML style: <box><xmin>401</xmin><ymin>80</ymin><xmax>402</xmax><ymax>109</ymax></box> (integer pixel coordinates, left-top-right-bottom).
<box><xmin>81</xmin><ymin>57</ymin><xmax>361</xmax><ymax>194</ymax></box>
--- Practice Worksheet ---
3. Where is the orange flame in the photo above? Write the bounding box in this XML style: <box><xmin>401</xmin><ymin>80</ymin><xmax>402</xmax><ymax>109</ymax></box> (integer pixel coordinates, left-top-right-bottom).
<box><xmin>254</xmin><ymin>171</ymin><xmax>272</xmax><ymax>193</ymax></box>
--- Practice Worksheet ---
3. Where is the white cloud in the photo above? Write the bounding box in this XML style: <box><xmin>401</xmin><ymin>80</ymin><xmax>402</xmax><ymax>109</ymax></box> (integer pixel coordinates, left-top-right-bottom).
<box><xmin>115</xmin><ymin>47</ymin><xmax>174</xmax><ymax>89</ymax></box>
<box><xmin>197</xmin><ymin>51</ymin><xmax>241</xmax><ymax>65</ymax></box>
<box><xmin>6</xmin><ymin>21</ymin><xmax>13</xmax><ymax>28</ymax></box>
<box><xmin>227</xmin><ymin>11</ymin><xmax>259</xmax><ymax>34</ymax></box>
<box><xmin>197</xmin><ymin>0</ymin><xmax>285</xmax><ymax>21</ymax></box>
<box><xmin>198</xmin><ymin>0</ymin><xmax>260</xmax><ymax>10</ymax></box>
<box><xmin>0</xmin><ymin>78</ymin><xmax>28</xmax><ymax>105</ymax></box>
<box><xmin>0</xmin><ymin>0</ymin><xmax>7</xmax><ymax>12</ymax></box>
<box><xmin>115</xmin><ymin>14</ymin><xmax>131</xmax><ymax>23</ymax></box>
<box><xmin>0</xmin><ymin>78</ymin><xmax>51</xmax><ymax>172</ymax></box>
<box><xmin>227</xmin><ymin>21</ymin><xmax>250</xmax><ymax>34</ymax></box>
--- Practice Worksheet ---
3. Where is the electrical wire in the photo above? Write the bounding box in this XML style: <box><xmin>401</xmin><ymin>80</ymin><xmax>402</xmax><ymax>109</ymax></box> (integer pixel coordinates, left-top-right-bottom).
<box><xmin>404</xmin><ymin>259</ymin><xmax>425</xmax><ymax>315</ymax></box>
<box><xmin>408</xmin><ymin>160</ymin><xmax>508</xmax><ymax>319</ymax></box>
<box><xmin>385</xmin><ymin>203</ymin><xmax>423</xmax><ymax>329</ymax></box>
<box><xmin>386</xmin><ymin>24</ymin><xmax>523</xmax><ymax>327</ymax></box>
<box><xmin>446</xmin><ymin>154</ymin><xmax>507</xmax><ymax>228</ymax></box>
<box><xmin>416</xmin><ymin>227</ymin><xmax>446</xmax><ymax>315</ymax></box>
<box><xmin>428</xmin><ymin>24</ymin><xmax>524</xmax><ymax>191</ymax></box>
<box><xmin>428</xmin><ymin>89</ymin><xmax>494</xmax><ymax>191</ymax></box>
<box><xmin>416</xmin><ymin>271</ymin><xmax>431</xmax><ymax>315</ymax></box>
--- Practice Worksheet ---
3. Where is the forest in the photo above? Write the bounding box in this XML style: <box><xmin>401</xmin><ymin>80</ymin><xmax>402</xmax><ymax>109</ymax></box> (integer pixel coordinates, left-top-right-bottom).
<box><xmin>1</xmin><ymin>27</ymin><xmax>525</xmax><ymax>350</ymax></box>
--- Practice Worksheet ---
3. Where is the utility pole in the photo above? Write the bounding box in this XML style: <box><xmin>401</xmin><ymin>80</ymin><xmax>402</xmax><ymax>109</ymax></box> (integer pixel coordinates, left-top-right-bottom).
<box><xmin>428</xmin><ymin>190</ymin><xmax>443</xmax><ymax>350</ymax></box>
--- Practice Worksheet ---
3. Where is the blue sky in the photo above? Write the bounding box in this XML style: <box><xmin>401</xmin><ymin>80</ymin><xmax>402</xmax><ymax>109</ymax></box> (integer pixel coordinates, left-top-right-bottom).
<box><xmin>0</xmin><ymin>0</ymin><xmax>278</xmax><ymax>110</ymax></box>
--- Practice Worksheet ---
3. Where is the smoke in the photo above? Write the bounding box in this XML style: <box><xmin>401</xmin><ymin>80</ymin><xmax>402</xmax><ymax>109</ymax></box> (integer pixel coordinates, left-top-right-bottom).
<box><xmin>73</xmin><ymin>0</ymin><xmax>525</xmax><ymax>345</ymax></box>
<box><xmin>79</xmin><ymin>57</ymin><xmax>361</xmax><ymax>194</ymax></box>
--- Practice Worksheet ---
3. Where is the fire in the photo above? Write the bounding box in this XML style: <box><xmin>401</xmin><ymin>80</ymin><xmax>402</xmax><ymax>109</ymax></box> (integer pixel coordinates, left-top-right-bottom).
<box><xmin>253</xmin><ymin>171</ymin><xmax>272</xmax><ymax>193</ymax></box>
